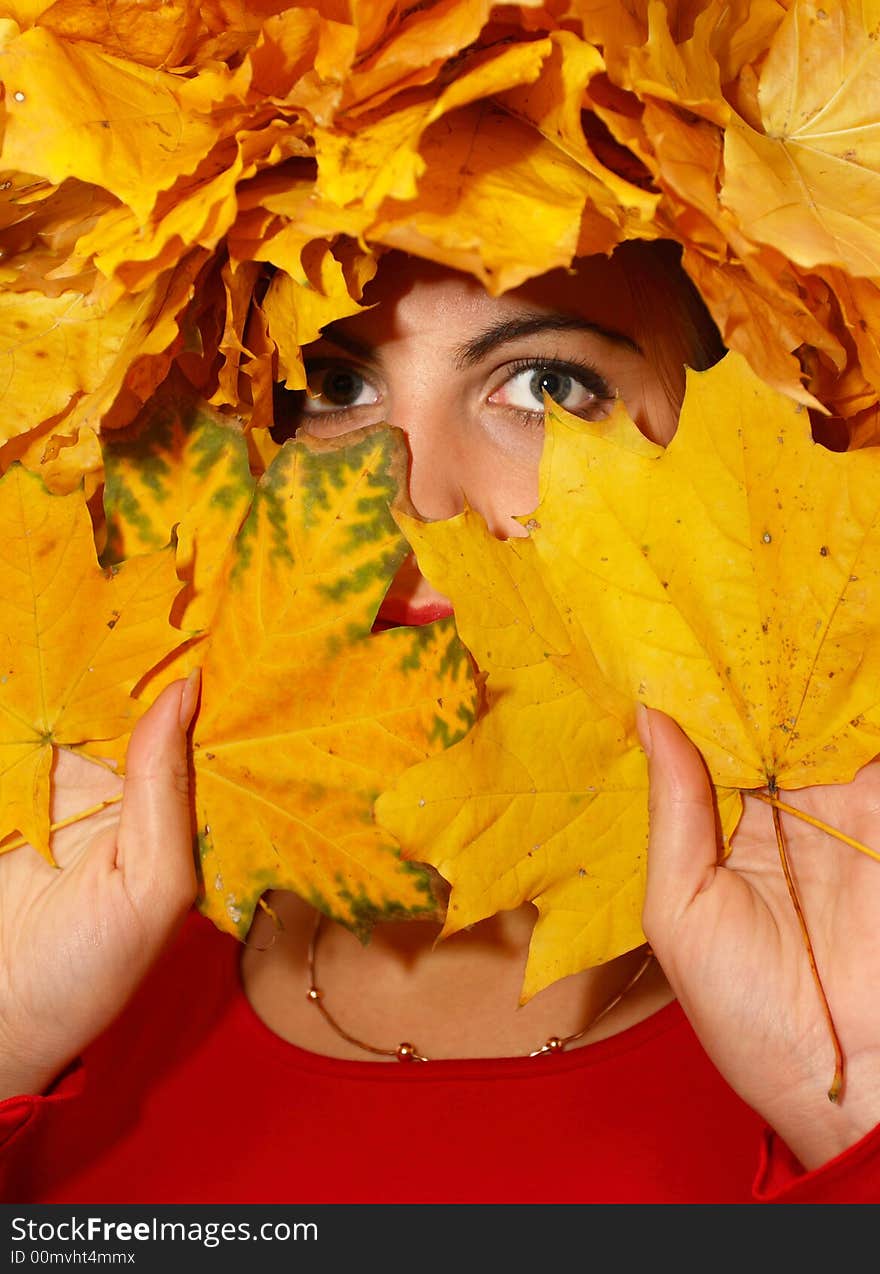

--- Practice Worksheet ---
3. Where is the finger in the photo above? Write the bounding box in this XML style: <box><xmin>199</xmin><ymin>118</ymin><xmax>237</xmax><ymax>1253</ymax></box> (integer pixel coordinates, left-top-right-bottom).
<box><xmin>115</xmin><ymin>670</ymin><xmax>201</xmax><ymax>913</ymax></box>
<box><xmin>46</xmin><ymin>750</ymin><xmax>124</xmax><ymax>867</ymax></box>
<box><xmin>637</xmin><ymin>704</ymin><xmax>721</xmax><ymax>948</ymax></box>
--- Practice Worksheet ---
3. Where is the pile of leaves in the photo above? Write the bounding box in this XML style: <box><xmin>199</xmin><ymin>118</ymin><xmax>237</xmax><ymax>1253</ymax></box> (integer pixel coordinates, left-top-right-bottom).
<box><xmin>2</xmin><ymin>0</ymin><xmax>880</xmax><ymax>994</ymax></box>
<box><xmin>3</xmin><ymin>0</ymin><xmax>879</xmax><ymax>478</ymax></box>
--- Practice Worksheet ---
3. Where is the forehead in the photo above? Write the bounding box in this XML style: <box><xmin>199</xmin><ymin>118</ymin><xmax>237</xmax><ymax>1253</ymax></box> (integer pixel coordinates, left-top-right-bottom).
<box><xmin>336</xmin><ymin>251</ymin><xmax>646</xmax><ymax>349</ymax></box>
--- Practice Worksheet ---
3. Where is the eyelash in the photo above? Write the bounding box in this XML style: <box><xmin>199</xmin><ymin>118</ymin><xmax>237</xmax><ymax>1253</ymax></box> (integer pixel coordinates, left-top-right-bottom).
<box><xmin>496</xmin><ymin>357</ymin><xmax>615</xmax><ymax>418</ymax></box>
<box><xmin>274</xmin><ymin>354</ymin><xmax>618</xmax><ymax>441</ymax></box>
<box><xmin>300</xmin><ymin>360</ymin><xmax>374</xmax><ymax>419</ymax></box>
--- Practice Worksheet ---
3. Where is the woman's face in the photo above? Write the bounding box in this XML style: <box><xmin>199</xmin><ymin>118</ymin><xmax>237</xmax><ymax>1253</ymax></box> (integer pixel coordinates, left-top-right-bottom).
<box><xmin>282</xmin><ymin>250</ymin><xmax>697</xmax><ymax>623</ymax></box>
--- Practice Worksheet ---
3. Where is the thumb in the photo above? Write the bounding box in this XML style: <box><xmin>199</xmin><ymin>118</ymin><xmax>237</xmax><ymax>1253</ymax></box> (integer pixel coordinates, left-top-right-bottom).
<box><xmin>115</xmin><ymin>670</ymin><xmax>201</xmax><ymax>911</ymax></box>
<box><xmin>636</xmin><ymin>704</ymin><xmax>721</xmax><ymax>951</ymax></box>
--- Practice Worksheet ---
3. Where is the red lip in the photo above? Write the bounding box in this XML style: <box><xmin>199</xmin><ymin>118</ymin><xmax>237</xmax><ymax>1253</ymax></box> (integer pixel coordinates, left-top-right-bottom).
<box><xmin>372</xmin><ymin>599</ymin><xmax>455</xmax><ymax>631</ymax></box>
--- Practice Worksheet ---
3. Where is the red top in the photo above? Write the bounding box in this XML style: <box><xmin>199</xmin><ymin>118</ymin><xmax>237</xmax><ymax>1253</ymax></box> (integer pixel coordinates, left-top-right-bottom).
<box><xmin>3</xmin><ymin>911</ymin><xmax>879</xmax><ymax>1204</ymax></box>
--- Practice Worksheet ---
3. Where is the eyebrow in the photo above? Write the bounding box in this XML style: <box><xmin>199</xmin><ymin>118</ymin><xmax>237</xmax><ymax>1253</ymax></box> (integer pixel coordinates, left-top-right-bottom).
<box><xmin>312</xmin><ymin>327</ymin><xmax>374</xmax><ymax>361</ymax></box>
<box><xmin>315</xmin><ymin>312</ymin><xmax>643</xmax><ymax>366</ymax></box>
<box><xmin>452</xmin><ymin>314</ymin><xmax>643</xmax><ymax>367</ymax></box>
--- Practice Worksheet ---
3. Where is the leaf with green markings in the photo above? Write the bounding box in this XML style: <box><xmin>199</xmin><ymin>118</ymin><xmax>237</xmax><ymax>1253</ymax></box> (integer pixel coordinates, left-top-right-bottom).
<box><xmin>192</xmin><ymin>424</ymin><xmax>478</xmax><ymax>940</ymax></box>
<box><xmin>102</xmin><ymin>377</ymin><xmax>256</xmax><ymax>631</ymax></box>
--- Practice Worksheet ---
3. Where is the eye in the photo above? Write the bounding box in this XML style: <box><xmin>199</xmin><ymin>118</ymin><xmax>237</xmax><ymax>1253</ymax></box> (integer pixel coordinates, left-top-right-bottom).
<box><xmin>301</xmin><ymin>363</ymin><xmax>380</xmax><ymax>414</ymax></box>
<box><xmin>488</xmin><ymin>360</ymin><xmax>613</xmax><ymax>417</ymax></box>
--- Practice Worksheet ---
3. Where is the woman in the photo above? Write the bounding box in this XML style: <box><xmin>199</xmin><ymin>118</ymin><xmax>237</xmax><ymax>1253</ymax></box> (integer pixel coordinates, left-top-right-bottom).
<box><xmin>2</xmin><ymin>243</ymin><xmax>879</xmax><ymax>1203</ymax></box>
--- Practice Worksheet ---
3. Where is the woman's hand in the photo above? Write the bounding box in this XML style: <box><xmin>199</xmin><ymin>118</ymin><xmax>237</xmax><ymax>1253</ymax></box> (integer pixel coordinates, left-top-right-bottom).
<box><xmin>638</xmin><ymin>705</ymin><xmax>880</xmax><ymax>1171</ymax></box>
<box><xmin>0</xmin><ymin>676</ymin><xmax>199</xmax><ymax>1101</ymax></box>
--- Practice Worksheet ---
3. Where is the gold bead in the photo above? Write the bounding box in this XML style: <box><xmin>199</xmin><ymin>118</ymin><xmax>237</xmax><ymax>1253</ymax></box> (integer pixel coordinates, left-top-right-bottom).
<box><xmin>307</xmin><ymin>986</ymin><xmax>322</xmax><ymax>1002</ymax></box>
<box><xmin>396</xmin><ymin>1042</ymin><xmax>417</xmax><ymax>1060</ymax></box>
<box><xmin>544</xmin><ymin>1036</ymin><xmax>565</xmax><ymax>1053</ymax></box>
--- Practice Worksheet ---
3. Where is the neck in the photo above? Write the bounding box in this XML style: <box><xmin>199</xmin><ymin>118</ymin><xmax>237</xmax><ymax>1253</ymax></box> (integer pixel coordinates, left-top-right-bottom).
<box><xmin>241</xmin><ymin>892</ymin><xmax>674</xmax><ymax>1062</ymax></box>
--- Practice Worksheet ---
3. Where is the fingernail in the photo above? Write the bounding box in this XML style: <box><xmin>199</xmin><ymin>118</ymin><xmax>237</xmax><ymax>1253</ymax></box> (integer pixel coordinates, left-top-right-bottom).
<box><xmin>635</xmin><ymin>702</ymin><xmax>653</xmax><ymax>757</ymax></box>
<box><xmin>178</xmin><ymin>667</ymin><xmax>202</xmax><ymax>730</ymax></box>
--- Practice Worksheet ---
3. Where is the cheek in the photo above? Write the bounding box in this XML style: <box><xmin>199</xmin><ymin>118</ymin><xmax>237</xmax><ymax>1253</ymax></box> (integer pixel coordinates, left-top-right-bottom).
<box><xmin>643</xmin><ymin>388</ymin><xmax>681</xmax><ymax>446</ymax></box>
<box><xmin>620</xmin><ymin>369</ymin><xmax>681</xmax><ymax>446</ymax></box>
<box><xmin>469</xmin><ymin>416</ymin><xmax>544</xmax><ymax>514</ymax></box>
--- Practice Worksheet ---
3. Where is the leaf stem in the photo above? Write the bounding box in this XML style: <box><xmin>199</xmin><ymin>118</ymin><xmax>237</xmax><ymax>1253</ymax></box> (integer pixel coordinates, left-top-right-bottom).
<box><xmin>770</xmin><ymin>800</ymin><xmax>843</xmax><ymax>1103</ymax></box>
<box><xmin>0</xmin><ymin>795</ymin><xmax>124</xmax><ymax>854</ymax></box>
<box><xmin>751</xmin><ymin>791</ymin><xmax>880</xmax><ymax>864</ymax></box>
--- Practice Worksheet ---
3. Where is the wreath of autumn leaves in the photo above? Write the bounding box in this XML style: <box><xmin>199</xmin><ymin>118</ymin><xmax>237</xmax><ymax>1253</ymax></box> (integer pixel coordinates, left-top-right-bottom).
<box><xmin>4</xmin><ymin>0</ymin><xmax>879</xmax><ymax>475</ymax></box>
<box><xmin>2</xmin><ymin>0</ymin><xmax>880</xmax><ymax>997</ymax></box>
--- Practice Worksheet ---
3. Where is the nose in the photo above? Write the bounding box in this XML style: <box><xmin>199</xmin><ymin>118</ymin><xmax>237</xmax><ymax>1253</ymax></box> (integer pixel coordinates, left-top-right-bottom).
<box><xmin>379</xmin><ymin>366</ymin><xmax>473</xmax><ymax>523</ymax></box>
<box><xmin>383</xmin><ymin>373</ymin><xmax>533</xmax><ymax>540</ymax></box>
<box><xmin>402</xmin><ymin>420</ymin><xmax>470</xmax><ymax>525</ymax></box>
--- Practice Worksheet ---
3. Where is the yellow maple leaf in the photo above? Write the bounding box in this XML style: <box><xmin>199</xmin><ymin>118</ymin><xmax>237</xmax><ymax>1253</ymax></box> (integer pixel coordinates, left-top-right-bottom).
<box><xmin>580</xmin><ymin>0</ymin><xmax>878</xmax><ymax>415</ymax></box>
<box><xmin>0</xmin><ymin>290</ymin><xmax>135</xmax><ymax>442</ymax></box>
<box><xmin>0</xmin><ymin>465</ymin><xmax>183</xmax><ymax>859</ymax></box>
<box><xmin>0</xmin><ymin>259</ymin><xmax>206</xmax><ymax>443</ymax></box>
<box><xmin>721</xmin><ymin>0</ymin><xmax>880</xmax><ymax>277</ymax></box>
<box><xmin>193</xmin><ymin>425</ymin><xmax>478</xmax><ymax>941</ymax></box>
<box><xmin>377</xmin><ymin>351</ymin><xmax>880</xmax><ymax>997</ymax></box>
<box><xmin>369</xmin><ymin>100</ymin><xmax>609</xmax><ymax>293</ymax></box>
<box><xmin>0</xmin><ymin>26</ymin><xmax>224</xmax><ymax>222</ymax></box>
<box><xmin>315</xmin><ymin>40</ymin><xmax>554</xmax><ymax>214</ymax></box>
<box><xmin>498</xmin><ymin>28</ymin><xmax>659</xmax><ymax>230</ymax></box>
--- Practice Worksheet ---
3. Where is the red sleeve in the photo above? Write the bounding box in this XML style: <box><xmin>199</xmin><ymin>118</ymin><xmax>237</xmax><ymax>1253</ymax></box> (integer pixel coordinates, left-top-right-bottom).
<box><xmin>0</xmin><ymin>1062</ymin><xmax>85</xmax><ymax>1202</ymax></box>
<box><xmin>753</xmin><ymin>1124</ymin><xmax>880</xmax><ymax>1202</ymax></box>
